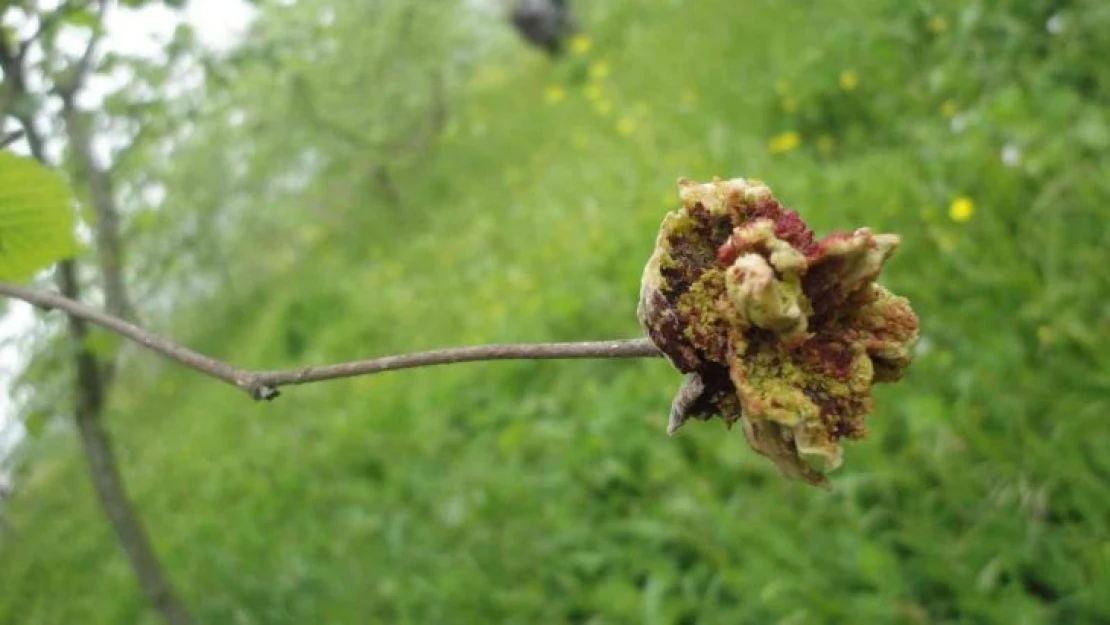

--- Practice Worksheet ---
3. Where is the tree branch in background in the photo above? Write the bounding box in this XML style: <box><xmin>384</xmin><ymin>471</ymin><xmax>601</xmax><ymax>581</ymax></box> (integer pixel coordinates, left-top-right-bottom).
<box><xmin>60</xmin><ymin>104</ymin><xmax>137</xmax><ymax>322</ymax></box>
<box><xmin>0</xmin><ymin>281</ymin><xmax>662</xmax><ymax>400</ymax></box>
<box><xmin>111</xmin><ymin>111</ymin><xmax>155</xmax><ymax>171</ymax></box>
<box><xmin>290</xmin><ymin>74</ymin><xmax>381</xmax><ymax>150</ymax></box>
<box><xmin>12</xmin><ymin>125</ymin><xmax>194</xmax><ymax>625</ymax></box>
<box><xmin>287</xmin><ymin>74</ymin><xmax>403</xmax><ymax>205</ymax></box>
<box><xmin>0</xmin><ymin>130</ymin><xmax>23</xmax><ymax>149</ymax></box>
<box><xmin>56</xmin><ymin>0</ymin><xmax>137</xmax><ymax>324</ymax></box>
<box><xmin>55</xmin><ymin>0</ymin><xmax>108</xmax><ymax>101</ymax></box>
<box><xmin>18</xmin><ymin>2</ymin><xmax>74</xmax><ymax>62</ymax></box>
<box><xmin>3</xmin><ymin>2</ymin><xmax>194</xmax><ymax>621</ymax></box>
<box><xmin>55</xmin><ymin>262</ymin><xmax>194</xmax><ymax>625</ymax></box>
<box><xmin>0</xmin><ymin>16</ymin><xmax>22</xmax><ymax>124</ymax></box>
<box><xmin>12</xmin><ymin>114</ymin><xmax>47</xmax><ymax>165</ymax></box>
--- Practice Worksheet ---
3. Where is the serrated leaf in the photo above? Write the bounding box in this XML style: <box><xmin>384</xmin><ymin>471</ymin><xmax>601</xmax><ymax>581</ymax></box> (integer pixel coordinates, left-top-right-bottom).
<box><xmin>0</xmin><ymin>153</ymin><xmax>77</xmax><ymax>281</ymax></box>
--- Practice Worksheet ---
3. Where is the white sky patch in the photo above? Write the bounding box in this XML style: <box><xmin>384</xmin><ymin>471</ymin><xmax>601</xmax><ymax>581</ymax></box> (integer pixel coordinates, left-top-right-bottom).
<box><xmin>0</xmin><ymin>0</ymin><xmax>255</xmax><ymax>486</ymax></box>
<box><xmin>107</xmin><ymin>0</ymin><xmax>253</xmax><ymax>56</ymax></box>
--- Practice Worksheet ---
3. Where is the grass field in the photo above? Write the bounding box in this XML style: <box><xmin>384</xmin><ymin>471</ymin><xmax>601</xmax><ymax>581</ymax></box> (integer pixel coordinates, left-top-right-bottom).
<box><xmin>2</xmin><ymin>0</ymin><xmax>1108</xmax><ymax>623</ymax></box>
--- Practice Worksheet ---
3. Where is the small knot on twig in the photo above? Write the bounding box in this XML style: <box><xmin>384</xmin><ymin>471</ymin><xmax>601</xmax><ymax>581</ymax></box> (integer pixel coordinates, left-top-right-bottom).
<box><xmin>240</xmin><ymin>376</ymin><xmax>281</xmax><ymax>401</ymax></box>
<box><xmin>251</xmin><ymin>385</ymin><xmax>280</xmax><ymax>401</ymax></box>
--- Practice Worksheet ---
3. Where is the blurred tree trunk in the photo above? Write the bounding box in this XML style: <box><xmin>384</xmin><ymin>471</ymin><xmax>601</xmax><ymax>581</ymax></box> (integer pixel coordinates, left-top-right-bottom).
<box><xmin>13</xmin><ymin>113</ymin><xmax>194</xmax><ymax>625</ymax></box>
<box><xmin>61</xmin><ymin>97</ymin><xmax>137</xmax><ymax>324</ymax></box>
<box><xmin>59</xmin><ymin>261</ymin><xmax>193</xmax><ymax>625</ymax></box>
<box><xmin>0</xmin><ymin>5</ymin><xmax>193</xmax><ymax>623</ymax></box>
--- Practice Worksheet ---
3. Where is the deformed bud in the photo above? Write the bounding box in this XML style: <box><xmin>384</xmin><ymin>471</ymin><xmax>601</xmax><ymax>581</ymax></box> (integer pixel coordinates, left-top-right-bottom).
<box><xmin>638</xmin><ymin>177</ymin><xmax>919</xmax><ymax>487</ymax></box>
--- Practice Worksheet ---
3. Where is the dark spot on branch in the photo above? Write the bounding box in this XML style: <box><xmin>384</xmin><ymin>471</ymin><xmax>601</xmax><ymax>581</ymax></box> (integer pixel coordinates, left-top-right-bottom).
<box><xmin>251</xmin><ymin>385</ymin><xmax>280</xmax><ymax>401</ymax></box>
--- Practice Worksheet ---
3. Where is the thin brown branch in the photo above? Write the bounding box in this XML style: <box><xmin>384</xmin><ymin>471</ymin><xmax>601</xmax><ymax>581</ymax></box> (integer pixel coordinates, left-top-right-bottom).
<box><xmin>0</xmin><ymin>281</ymin><xmax>662</xmax><ymax>400</ymax></box>
<box><xmin>0</xmin><ymin>281</ymin><xmax>243</xmax><ymax>385</ymax></box>
<box><xmin>252</xmin><ymin>337</ymin><xmax>661</xmax><ymax>396</ymax></box>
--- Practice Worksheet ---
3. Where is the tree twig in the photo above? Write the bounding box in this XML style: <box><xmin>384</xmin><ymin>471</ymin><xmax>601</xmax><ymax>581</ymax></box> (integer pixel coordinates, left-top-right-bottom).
<box><xmin>0</xmin><ymin>130</ymin><xmax>24</xmax><ymax>149</ymax></box>
<box><xmin>56</xmin><ymin>0</ymin><xmax>108</xmax><ymax>101</ymax></box>
<box><xmin>0</xmin><ymin>281</ymin><xmax>662</xmax><ymax>400</ymax></box>
<box><xmin>18</xmin><ymin>2</ymin><xmax>75</xmax><ymax>61</ymax></box>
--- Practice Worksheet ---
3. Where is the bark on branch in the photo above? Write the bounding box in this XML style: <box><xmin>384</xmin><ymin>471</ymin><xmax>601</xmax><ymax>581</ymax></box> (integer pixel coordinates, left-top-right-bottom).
<box><xmin>0</xmin><ymin>281</ymin><xmax>662</xmax><ymax>400</ymax></box>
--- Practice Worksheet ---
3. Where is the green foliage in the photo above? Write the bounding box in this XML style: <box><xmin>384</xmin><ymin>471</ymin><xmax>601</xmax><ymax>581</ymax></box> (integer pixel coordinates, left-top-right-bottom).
<box><xmin>0</xmin><ymin>152</ymin><xmax>76</xmax><ymax>281</ymax></box>
<box><xmin>58</xmin><ymin>6</ymin><xmax>100</xmax><ymax>30</ymax></box>
<box><xmin>2</xmin><ymin>0</ymin><xmax>1109</xmax><ymax>623</ymax></box>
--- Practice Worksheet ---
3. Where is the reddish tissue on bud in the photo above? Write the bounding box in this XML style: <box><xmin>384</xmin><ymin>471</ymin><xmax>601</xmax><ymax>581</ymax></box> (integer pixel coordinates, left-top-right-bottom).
<box><xmin>638</xmin><ymin>177</ymin><xmax>919</xmax><ymax>487</ymax></box>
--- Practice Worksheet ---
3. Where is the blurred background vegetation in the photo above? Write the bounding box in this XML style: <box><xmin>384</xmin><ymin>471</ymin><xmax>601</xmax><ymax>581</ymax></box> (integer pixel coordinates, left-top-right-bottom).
<box><xmin>1</xmin><ymin>0</ymin><xmax>1109</xmax><ymax>622</ymax></box>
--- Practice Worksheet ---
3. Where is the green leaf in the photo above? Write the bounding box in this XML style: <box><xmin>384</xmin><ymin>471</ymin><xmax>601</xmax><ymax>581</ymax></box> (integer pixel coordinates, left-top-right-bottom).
<box><xmin>1</xmin><ymin>26</ymin><xmax>16</xmax><ymax>52</ymax></box>
<box><xmin>61</xmin><ymin>8</ymin><xmax>100</xmax><ymax>31</ymax></box>
<box><xmin>22</xmin><ymin>409</ymin><xmax>52</xmax><ymax>438</ymax></box>
<box><xmin>0</xmin><ymin>153</ymin><xmax>77</xmax><ymax>281</ymax></box>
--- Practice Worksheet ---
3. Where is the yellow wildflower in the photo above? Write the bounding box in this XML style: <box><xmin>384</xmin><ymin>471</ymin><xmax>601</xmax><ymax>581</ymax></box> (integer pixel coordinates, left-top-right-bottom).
<box><xmin>948</xmin><ymin>196</ymin><xmax>974</xmax><ymax>222</ymax></box>
<box><xmin>584</xmin><ymin>83</ymin><xmax>603</xmax><ymax>101</ymax></box>
<box><xmin>782</xmin><ymin>95</ymin><xmax>798</xmax><ymax>113</ymax></box>
<box><xmin>768</xmin><ymin>131</ymin><xmax>801</xmax><ymax>155</ymax></box>
<box><xmin>589</xmin><ymin>59</ymin><xmax>610</xmax><ymax>80</ymax></box>
<box><xmin>616</xmin><ymin>118</ymin><xmax>635</xmax><ymax>136</ymax></box>
<box><xmin>941</xmin><ymin>99</ymin><xmax>957</xmax><ymax>118</ymax></box>
<box><xmin>570</xmin><ymin>34</ymin><xmax>592</xmax><ymax>55</ymax></box>
<box><xmin>928</xmin><ymin>15</ymin><xmax>948</xmax><ymax>34</ymax></box>
<box><xmin>594</xmin><ymin>99</ymin><xmax>613</xmax><ymax>116</ymax></box>
<box><xmin>817</xmin><ymin>134</ymin><xmax>835</xmax><ymax>155</ymax></box>
<box><xmin>839</xmin><ymin>70</ymin><xmax>859</xmax><ymax>92</ymax></box>
<box><xmin>544</xmin><ymin>85</ymin><xmax>565</xmax><ymax>104</ymax></box>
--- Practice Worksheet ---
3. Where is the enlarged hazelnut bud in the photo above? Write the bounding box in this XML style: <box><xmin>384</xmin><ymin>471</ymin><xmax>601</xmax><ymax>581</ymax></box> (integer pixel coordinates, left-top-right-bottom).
<box><xmin>638</xmin><ymin>177</ymin><xmax>919</xmax><ymax>487</ymax></box>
